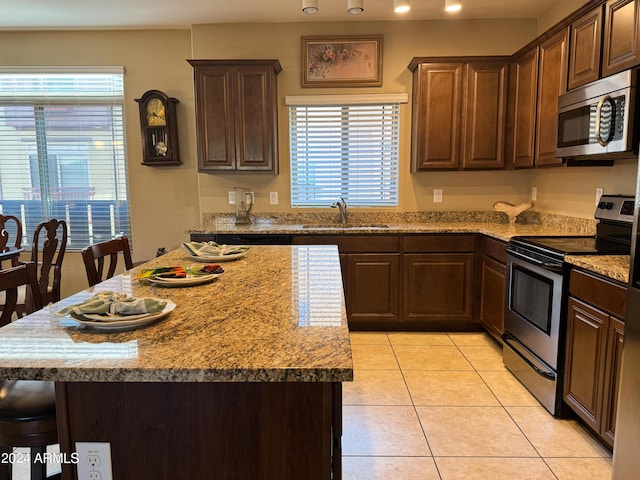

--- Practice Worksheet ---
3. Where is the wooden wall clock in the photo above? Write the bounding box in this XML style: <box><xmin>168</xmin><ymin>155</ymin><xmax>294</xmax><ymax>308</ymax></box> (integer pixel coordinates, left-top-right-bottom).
<box><xmin>135</xmin><ymin>90</ymin><xmax>181</xmax><ymax>166</ymax></box>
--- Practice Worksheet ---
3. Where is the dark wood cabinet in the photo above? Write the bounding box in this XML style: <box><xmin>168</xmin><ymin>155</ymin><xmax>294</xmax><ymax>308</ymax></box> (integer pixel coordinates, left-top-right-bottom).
<box><xmin>568</xmin><ymin>5</ymin><xmax>604</xmax><ymax>89</ymax></box>
<box><xmin>508</xmin><ymin>47</ymin><xmax>539</xmax><ymax>168</ymax></box>
<box><xmin>475</xmin><ymin>236</ymin><xmax>507</xmax><ymax>342</ymax></box>
<box><xmin>535</xmin><ymin>28</ymin><xmax>569</xmax><ymax>167</ymax></box>
<box><xmin>408</xmin><ymin>58</ymin><xmax>508</xmax><ymax>171</ymax></box>
<box><xmin>344</xmin><ymin>254</ymin><xmax>401</xmax><ymax>326</ymax></box>
<box><xmin>461</xmin><ymin>62</ymin><xmax>509</xmax><ymax>169</ymax></box>
<box><xmin>564</xmin><ymin>269</ymin><xmax>627</xmax><ymax>449</ymax></box>
<box><xmin>603</xmin><ymin>0</ymin><xmax>640</xmax><ymax>77</ymax></box>
<box><xmin>188</xmin><ymin>59</ymin><xmax>281</xmax><ymax>173</ymax></box>
<box><xmin>402</xmin><ymin>235</ymin><xmax>475</xmax><ymax>328</ymax></box>
<box><xmin>409</xmin><ymin>62</ymin><xmax>462</xmax><ymax>171</ymax></box>
<box><xmin>292</xmin><ymin>235</ymin><xmax>400</xmax><ymax>329</ymax></box>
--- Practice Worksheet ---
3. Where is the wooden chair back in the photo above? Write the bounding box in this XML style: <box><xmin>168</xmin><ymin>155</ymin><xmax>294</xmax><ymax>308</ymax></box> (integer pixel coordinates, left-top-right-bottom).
<box><xmin>30</xmin><ymin>218</ymin><xmax>68</xmax><ymax>305</ymax></box>
<box><xmin>0</xmin><ymin>214</ymin><xmax>23</xmax><ymax>268</ymax></box>
<box><xmin>81</xmin><ymin>236</ymin><xmax>134</xmax><ymax>287</ymax></box>
<box><xmin>0</xmin><ymin>262</ymin><xmax>42</xmax><ymax>328</ymax></box>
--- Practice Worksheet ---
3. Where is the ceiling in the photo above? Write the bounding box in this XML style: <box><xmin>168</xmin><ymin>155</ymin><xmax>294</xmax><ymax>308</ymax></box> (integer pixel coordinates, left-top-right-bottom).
<box><xmin>2</xmin><ymin>0</ymin><xmax>578</xmax><ymax>30</ymax></box>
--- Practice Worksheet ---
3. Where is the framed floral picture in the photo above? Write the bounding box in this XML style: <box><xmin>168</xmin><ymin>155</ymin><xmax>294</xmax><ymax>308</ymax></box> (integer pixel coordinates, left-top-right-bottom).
<box><xmin>301</xmin><ymin>35</ymin><xmax>383</xmax><ymax>87</ymax></box>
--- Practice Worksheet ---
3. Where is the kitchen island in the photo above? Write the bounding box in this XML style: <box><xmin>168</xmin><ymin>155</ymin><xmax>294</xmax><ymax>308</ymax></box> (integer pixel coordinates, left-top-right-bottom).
<box><xmin>0</xmin><ymin>245</ymin><xmax>352</xmax><ymax>479</ymax></box>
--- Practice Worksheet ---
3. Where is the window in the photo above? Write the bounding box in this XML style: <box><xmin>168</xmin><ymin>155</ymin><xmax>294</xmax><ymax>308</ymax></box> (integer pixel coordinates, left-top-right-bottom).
<box><xmin>287</xmin><ymin>94</ymin><xmax>407</xmax><ymax>208</ymax></box>
<box><xmin>0</xmin><ymin>67</ymin><xmax>130</xmax><ymax>249</ymax></box>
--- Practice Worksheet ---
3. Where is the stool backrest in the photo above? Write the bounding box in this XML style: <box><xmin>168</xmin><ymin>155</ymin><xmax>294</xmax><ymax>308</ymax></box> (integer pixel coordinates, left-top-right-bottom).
<box><xmin>81</xmin><ymin>237</ymin><xmax>134</xmax><ymax>287</ymax></box>
<box><xmin>0</xmin><ymin>262</ymin><xmax>42</xmax><ymax>327</ymax></box>
<box><xmin>0</xmin><ymin>214</ymin><xmax>22</xmax><ymax>268</ymax></box>
<box><xmin>31</xmin><ymin>219</ymin><xmax>68</xmax><ymax>305</ymax></box>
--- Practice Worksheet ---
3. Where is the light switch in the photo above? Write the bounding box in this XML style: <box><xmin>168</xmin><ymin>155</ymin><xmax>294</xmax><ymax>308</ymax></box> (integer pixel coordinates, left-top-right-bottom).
<box><xmin>270</xmin><ymin>192</ymin><xmax>279</xmax><ymax>205</ymax></box>
<box><xmin>433</xmin><ymin>189</ymin><xmax>443</xmax><ymax>203</ymax></box>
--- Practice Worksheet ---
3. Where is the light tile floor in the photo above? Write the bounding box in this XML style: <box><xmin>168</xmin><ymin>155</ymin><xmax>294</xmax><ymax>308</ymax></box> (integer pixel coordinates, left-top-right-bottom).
<box><xmin>343</xmin><ymin>331</ymin><xmax>613</xmax><ymax>480</ymax></box>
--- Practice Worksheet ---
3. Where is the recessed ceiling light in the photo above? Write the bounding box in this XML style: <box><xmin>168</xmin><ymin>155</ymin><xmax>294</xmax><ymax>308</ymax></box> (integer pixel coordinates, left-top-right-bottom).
<box><xmin>445</xmin><ymin>0</ymin><xmax>462</xmax><ymax>12</ymax></box>
<box><xmin>394</xmin><ymin>0</ymin><xmax>410</xmax><ymax>13</ymax></box>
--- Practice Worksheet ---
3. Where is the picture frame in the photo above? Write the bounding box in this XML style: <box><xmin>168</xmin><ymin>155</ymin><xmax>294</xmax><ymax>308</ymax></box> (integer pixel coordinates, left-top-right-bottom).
<box><xmin>301</xmin><ymin>35</ymin><xmax>383</xmax><ymax>88</ymax></box>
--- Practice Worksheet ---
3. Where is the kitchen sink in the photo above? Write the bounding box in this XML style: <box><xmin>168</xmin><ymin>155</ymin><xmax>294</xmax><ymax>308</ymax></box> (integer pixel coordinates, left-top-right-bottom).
<box><xmin>301</xmin><ymin>223</ymin><xmax>390</xmax><ymax>229</ymax></box>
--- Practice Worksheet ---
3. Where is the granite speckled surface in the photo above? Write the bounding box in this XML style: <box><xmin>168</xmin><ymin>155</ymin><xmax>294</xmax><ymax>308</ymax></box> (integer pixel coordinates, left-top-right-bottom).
<box><xmin>565</xmin><ymin>255</ymin><xmax>630</xmax><ymax>284</ymax></box>
<box><xmin>0</xmin><ymin>245</ymin><xmax>352</xmax><ymax>383</ymax></box>
<box><xmin>193</xmin><ymin>211</ymin><xmax>598</xmax><ymax>242</ymax></box>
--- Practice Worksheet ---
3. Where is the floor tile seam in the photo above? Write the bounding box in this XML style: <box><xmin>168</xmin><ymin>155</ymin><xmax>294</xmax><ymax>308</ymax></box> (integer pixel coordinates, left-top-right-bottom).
<box><xmin>385</xmin><ymin>334</ymin><xmax>437</xmax><ymax>458</ymax></box>
<box><xmin>342</xmin><ymin>454</ymin><xmax>435</xmax><ymax>458</ymax></box>
<box><xmin>501</xmin><ymin>405</ymin><xmax>547</xmax><ymax>459</ymax></box>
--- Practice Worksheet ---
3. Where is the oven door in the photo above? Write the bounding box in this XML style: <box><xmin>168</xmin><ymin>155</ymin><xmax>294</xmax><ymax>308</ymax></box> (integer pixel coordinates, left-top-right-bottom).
<box><xmin>504</xmin><ymin>252</ymin><xmax>564</xmax><ymax>369</ymax></box>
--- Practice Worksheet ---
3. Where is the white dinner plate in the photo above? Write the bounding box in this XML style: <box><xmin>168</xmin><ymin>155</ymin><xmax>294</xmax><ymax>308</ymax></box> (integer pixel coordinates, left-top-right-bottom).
<box><xmin>188</xmin><ymin>250</ymin><xmax>249</xmax><ymax>262</ymax></box>
<box><xmin>149</xmin><ymin>273</ymin><xmax>221</xmax><ymax>287</ymax></box>
<box><xmin>69</xmin><ymin>301</ymin><xmax>176</xmax><ymax>331</ymax></box>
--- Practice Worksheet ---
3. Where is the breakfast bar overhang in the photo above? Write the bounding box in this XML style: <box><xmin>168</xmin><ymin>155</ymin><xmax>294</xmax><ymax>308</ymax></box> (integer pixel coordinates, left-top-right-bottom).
<box><xmin>0</xmin><ymin>245</ymin><xmax>352</xmax><ymax>479</ymax></box>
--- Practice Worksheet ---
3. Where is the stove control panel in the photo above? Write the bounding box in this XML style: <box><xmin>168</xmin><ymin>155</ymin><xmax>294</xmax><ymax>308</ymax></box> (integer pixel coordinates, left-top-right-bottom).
<box><xmin>595</xmin><ymin>195</ymin><xmax>635</xmax><ymax>223</ymax></box>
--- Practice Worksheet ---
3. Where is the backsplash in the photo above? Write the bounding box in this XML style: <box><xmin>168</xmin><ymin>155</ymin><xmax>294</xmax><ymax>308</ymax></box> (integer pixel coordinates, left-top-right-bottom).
<box><xmin>201</xmin><ymin>210</ymin><xmax>597</xmax><ymax>234</ymax></box>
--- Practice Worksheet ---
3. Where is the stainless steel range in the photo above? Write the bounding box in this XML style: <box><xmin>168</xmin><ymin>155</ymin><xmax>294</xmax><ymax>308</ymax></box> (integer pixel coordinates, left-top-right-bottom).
<box><xmin>503</xmin><ymin>194</ymin><xmax>634</xmax><ymax>416</ymax></box>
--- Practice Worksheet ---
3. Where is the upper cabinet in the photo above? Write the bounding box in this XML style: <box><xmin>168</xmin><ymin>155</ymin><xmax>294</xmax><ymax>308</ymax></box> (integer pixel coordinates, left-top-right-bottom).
<box><xmin>603</xmin><ymin>0</ymin><xmax>640</xmax><ymax>77</ymax></box>
<box><xmin>408</xmin><ymin>57</ymin><xmax>508</xmax><ymax>171</ymax></box>
<box><xmin>188</xmin><ymin>59</ymin><xmax>282</xmax><ymax>173</ymax></box>
<box><xmin>535</xmin><ymin>28</ymin><xmax>569</xmax><ymax>167</ymax></box>
<box><xmin>507</xmin><ymin>28</ymin><xmax>569</xmax><ymax>168</ymax></box>
<box><xmin>568</xmin><ymin>5</ymin><xmax>604</xmax><ymax>89</ymax></box>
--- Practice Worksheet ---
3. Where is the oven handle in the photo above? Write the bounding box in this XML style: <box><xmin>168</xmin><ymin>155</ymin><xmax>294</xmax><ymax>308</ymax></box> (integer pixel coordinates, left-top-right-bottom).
<box><xmin>503</xmin><ymin>333</ymin><xmax>556</xmax><ymax>380</ymax></box>
<box><xmin>505</xmin><ymin>248</ymin><xmax>564</xmax><ymax>273</ymax></box>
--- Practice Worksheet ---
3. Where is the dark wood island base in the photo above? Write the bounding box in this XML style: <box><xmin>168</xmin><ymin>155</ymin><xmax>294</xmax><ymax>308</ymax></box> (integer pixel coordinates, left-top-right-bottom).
<box><xmin>56</xmin><ymin>381</ymin><xmax>342</xmax><ymax>479</ymax></box>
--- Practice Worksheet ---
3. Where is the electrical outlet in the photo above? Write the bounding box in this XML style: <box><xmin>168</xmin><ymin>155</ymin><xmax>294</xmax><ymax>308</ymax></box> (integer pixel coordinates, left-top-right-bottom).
<box><xmin>531</xmin><ymin>187</ymin><xmax>537</xmax><ymax>201</ymax></box>
<box><xmin>228</xmin><ymin>191</ymin><xmax>236</xmax><ymax>205</ymax></box>
<box><xmin>433</xmin><ymin>189</ymin><xmax>443</xmax><ymax>203</ymax></box>
<box><xmin>76</xmin><ymin>442</ymin><xmax>113</xmax><ymax>480</ymax></box>
<box><xmin>596</xmin><ymin>187</ymin><xmax>604</xmax><ymax>205</ymax></box>
<box><xmin>269</xmin><ymin>192</ymin><xmax>279</xmax><ymax>205</ymax></box>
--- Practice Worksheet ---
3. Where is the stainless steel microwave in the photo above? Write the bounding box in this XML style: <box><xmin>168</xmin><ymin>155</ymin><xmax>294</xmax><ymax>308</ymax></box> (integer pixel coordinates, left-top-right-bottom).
<box><xmin>556</xmin><ymin>69</ymin><xmax>639</xmax><ymax>159</ymax></box>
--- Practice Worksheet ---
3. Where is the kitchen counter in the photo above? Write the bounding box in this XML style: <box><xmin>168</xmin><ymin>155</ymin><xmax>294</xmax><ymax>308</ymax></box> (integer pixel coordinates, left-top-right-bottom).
<box><xmin>192</xmin><ymin>212</ymin><xmax>631</xmax><ymax>284</ymax></box>
<box><xmin>565</xmin><ymin>254</ymin><xmax>630</xmax><ymax>284</ymax></box>
<box><xmin>0</xmin><ymin>245</ymin><xmax>350</xmax><ymax>479</ymax></box>
<box><xmin>0</xmin><ymin>245</ymin><xmax>352</xmax><ymax>383</ymax></box>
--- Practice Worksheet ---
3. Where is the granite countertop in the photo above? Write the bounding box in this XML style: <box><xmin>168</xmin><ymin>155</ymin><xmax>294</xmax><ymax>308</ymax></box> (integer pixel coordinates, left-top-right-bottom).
<box><xmin>0</xmin><ymin>245</ymin><xmax>352</xmax><ymax>383</ymax></box>
<box><xmin>192</xmin><ymin>211</ymin><xmax>631</xmax><ymax>283</ymax></box>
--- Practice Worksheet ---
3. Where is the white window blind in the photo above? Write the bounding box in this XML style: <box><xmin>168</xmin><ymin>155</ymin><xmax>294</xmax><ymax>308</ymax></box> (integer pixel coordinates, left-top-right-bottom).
<box><xmin>288</xmin><ymin>95</ymin><xmax>404</xmax><ymax>208</ymax></box>
<box><xmin>0</xmin><ymin>67</ymin><xmax>130</xmax><ymax>249</ymax></box>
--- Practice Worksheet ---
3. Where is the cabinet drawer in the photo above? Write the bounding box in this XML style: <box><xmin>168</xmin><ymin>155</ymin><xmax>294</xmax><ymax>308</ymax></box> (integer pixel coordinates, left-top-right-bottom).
<box><xmin>292</xmin><ymin>235</ymin><xmax>399</xmax><ymax>253</ymax></box>
<box><xmin>403</xmin><ymin>234</ymin><xmax>476</xmax><ymax>253</ymax></box>
<box><xmin>569</xmin><ymin>269</ymin><xmax>627</xmax><ymax>319</ymax></box>
<box><xmin>479</xmin><ymin>236</ymin><xmax>507</xmax><ymax>263</ymax></box>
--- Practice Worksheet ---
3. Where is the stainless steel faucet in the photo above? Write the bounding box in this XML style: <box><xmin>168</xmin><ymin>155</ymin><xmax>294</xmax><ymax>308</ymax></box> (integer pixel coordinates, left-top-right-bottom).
<box><xmin>331</xmin><ymin>197</ymin><xmax>348</xmax><ymax>224</ymax></box>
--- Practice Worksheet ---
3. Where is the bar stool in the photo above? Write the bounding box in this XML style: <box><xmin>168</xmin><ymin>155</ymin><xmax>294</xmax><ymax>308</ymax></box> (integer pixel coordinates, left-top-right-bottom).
<box><xmin>81</xmin><ymin>236</ymin><xmax>134</xmax><ymax>286</ymax></box>
<box><xmin>0</xmin><ymin>262</ymin><xmax>58</xmax><ymax>480</ymax></box>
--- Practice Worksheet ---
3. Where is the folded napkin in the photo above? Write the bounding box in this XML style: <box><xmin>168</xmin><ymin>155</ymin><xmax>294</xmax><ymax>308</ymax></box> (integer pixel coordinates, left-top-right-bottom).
<box><xmin>182</xmin><ymin>241</ymin><xmax>250</xmax><ymax>257</ymax></box>
<box><xmin>56</xmin><ymin>291</ymin><xmax>168</xmax><ymax>319</ymax></box>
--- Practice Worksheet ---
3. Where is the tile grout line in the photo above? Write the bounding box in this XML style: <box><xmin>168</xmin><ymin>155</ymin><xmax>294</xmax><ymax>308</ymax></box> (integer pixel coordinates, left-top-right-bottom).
<box><xmin>387</xmin><ymin>331</ymin><xmax>444</xmax><ymax>480</ymax></box>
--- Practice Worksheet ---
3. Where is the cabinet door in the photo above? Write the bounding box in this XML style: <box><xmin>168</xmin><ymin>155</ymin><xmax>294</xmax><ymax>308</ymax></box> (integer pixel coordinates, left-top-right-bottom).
<box><xmin>411</xmin><ymin>63</ymin><xmax>462</xmax><ymax>171</ymax></box>
<box><xmin>509</xmin><ymin>48</ymin><xmax>539</xmax><ymax>168</ymax></box>
<box><xmin>535</xmin><ymin>28</ymin><xmax>569</xmax><ymax>167</ymax></box>
<box><xmin>563</xmin><ymin>297</ymin><xmax>608</xmax><ymax>433</ymax></box>
<box><xmin>345</xmin><ymin>254</ymin><xmax>400</xmax><ymax>325</ymax></box>
<box><xmin>602</xmin><ymin>317</ymin><xmax>624</xmax><ymax>448</ymax></box>
<box><xmin>478</xmin><ymin>254</ymin><xmax>507</xmax><ymax>341</ymax></box>
<box><xmin>461</xmin><ymin>62</ymin><xmax>508</xmax><ymax>169</ymax></box>
<box><xmin>569</xmin><ymin>6</ymin><xmax>604</xmax><ymax>89</ymax></box>
<box><xmin>193</xmin><ymin>67</ymin><xmax>236</xmax><ymax>170</ymax></box>
<box><xmin>403</xmin><ymin>253</ymin><xmax>474</xmax><ymax>324</ymax></box>
<box><xmin>234</xmin><ymin>67</ymin><xmax>279</xmax><ymax>172</ymax></box>
<box><xmin>603</xmin><ymin>0</ymin><xmax>640</xmax><ymax>77</ymax></box>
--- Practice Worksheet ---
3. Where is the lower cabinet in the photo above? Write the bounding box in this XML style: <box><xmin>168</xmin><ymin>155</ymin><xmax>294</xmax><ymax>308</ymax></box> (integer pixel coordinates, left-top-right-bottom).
<box><xmin>563</xmin><ymin>269</ymin><xmax>627</xmax><ymax>449</ymax></box>
<box><xmin>476</xmin><ymin>236</ymin><xmax>508</xmax><ymax>342</ymax></box>
<box><xmin>403</xmin><ymin>234</ymin><xmax>476</xmax><ymax>329</ymax></box>
<box><xmin>292</xmin><ymin>235</ymin><xmax>400</xmax><ymax>329</ymax></box>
